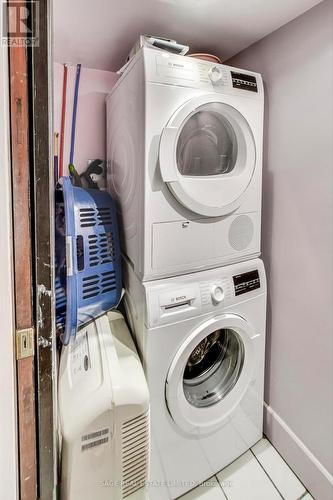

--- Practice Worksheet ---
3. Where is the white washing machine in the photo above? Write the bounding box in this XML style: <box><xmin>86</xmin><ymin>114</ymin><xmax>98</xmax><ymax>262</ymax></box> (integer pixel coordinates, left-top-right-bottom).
<box><xmin>107</xmin><ymin>48</ymin><xmax>264</xmax><ymax>281</ymax></box>
<box><xmin>123</xmin><ymin>258</ymin><xmax>266</xmax><ymax>499</ymax></box>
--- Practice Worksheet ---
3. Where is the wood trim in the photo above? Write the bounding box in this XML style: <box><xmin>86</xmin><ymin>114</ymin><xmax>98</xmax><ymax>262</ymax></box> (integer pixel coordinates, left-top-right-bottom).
<box><xmin>16</xmin><ymin>359</ymin><xmax>36</xmax><ymax>499</ymax></box>
<box><xmin>0</xmin><ymin>38</ymin><xmax>19</xmax><ymax>500</ymax></box>
<box><xmin>9</xmin><ymin>27</ymin><xmax>33</xmax><ymax>330</ymax></box>
<box><xmin>8</xmin><ymin>14</ymin><xmax>37</xmax><ymax>500</ymax></box>
<box><xmin>30</xmin><ymin>0</ymin><xmax>57</xmax><ymax>498</ymax></box>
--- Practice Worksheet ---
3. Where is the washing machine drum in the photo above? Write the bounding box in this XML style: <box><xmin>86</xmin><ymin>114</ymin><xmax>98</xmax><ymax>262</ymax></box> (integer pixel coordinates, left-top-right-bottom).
<box><xmin>165</xmin><ymin>315</ymin><xmax>255</xmax><ymax>434</ymax></box>
<box><xmin>159</xmin><ymin>95</ymin><xmax>256</xmax><ymax>217</ymax></box>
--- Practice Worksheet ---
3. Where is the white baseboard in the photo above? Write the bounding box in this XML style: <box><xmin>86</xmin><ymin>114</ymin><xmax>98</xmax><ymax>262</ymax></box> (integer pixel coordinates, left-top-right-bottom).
<box><xmin>264</xmin><ymin>403</ymin><xmax>333</xmax><ymax>500</ymax></box>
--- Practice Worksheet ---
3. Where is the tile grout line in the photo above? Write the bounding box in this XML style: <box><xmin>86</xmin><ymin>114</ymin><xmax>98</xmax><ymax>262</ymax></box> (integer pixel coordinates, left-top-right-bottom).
<box><xmin>215</xmin><ymin>473</ymin><xmax>231</xmax><ymax>500</ymax></box>
<box><xmin>298</xmin><ymin>492</ymin><xmax>310</xmax><ymax>500</ymax></box>
<box><xmin>216</xmin><ymin>448</ymin><xmax>285</xmax><ymax>500</ymax></box>
<box><xmin>215</xmin><ymin>440</ymin><xmax>309</xmax><ymax>500</ymax></box>
<box><xmin>261</xmin><ymin>434</ymin><xmax>309</xmax><ymax>494</ymax></box>
<box><xmin>250</xmin><ymin>449</ymin><xmax>285</xmax><ymax>500</ymax></box>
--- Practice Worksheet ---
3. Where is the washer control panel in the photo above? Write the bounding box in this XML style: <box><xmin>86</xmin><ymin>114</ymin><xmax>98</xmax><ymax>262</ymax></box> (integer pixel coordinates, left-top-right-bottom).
<box><xmin>145</xmin><ymin>260</ymin><xmax>265</xmax><ymax>327</ymax></box>
<box><xmin>233</xmin><ymin>270</ymin><xmax>260</xmax><ymax>296</ymax></box>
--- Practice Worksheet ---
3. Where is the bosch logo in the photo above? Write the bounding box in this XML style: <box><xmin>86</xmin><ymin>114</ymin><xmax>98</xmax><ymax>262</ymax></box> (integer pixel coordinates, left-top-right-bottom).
<box><xmin>176</xmin><ymin>295</ymin><xmax>186</xmax><ymax>301</ymax></box>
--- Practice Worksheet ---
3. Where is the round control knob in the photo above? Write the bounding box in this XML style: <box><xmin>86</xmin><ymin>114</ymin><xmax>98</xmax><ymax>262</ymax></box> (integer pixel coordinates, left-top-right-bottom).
<box><xmin>208</xmin><ymin>66</ymin><xmax>223</xmax><ymax>84</ymax></box>
<box><xmin>211</xmin><ymin>285</ymin><xmax>224</xmax><ymax>305</ymax></box>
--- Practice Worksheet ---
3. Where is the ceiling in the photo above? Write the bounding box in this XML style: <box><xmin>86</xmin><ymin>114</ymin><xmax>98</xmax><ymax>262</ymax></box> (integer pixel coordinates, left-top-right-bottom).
<box><xmin>53</xmin><ymin>0</ymin><xmax>323</xmax><ymax>72</ymax></box>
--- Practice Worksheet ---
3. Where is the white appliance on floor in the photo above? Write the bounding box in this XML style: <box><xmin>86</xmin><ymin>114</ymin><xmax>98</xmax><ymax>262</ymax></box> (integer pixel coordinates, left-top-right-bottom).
<box><xmin>58</xmin><ymin>311</ymin><xmax>150</xmax><ymax>500</ymax></box>
<box><xmin>123</xmin><ymin>258</ymin><xmax>266</xmax><ymax>499</ymax></box>
<box><xmin>107</xmin><ymin>48</ymin><xmax>264</xmax><ymax>281</ymax></box>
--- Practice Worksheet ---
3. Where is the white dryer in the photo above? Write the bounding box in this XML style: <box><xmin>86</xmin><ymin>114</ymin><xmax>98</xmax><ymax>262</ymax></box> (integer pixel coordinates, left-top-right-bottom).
<box><xmin>123</xmin><ymin>258</ymin><xmax>266</xmax><ymax>499</ymax></box>
<box><xmin>107</xmin><ymin>48</ymin><xmax>264</xmax><ymax>281</ymax></box>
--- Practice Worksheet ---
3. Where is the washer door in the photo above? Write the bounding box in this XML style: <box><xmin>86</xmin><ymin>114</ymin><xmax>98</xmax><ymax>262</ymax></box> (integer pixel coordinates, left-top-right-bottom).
<box><xmin>165</xmin><ymin>314</ymin><xmax>255</xmax><ymax>434</ymax></box>
<box><xmin>159</xmin><ymin>94</ymin><xmax>256</xmax><ymax>217</ymax></box>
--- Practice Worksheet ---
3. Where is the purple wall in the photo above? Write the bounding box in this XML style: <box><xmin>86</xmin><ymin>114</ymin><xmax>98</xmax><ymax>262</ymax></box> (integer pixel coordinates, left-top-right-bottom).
<box><xmin>228</xmin><ymin>2</ymin><xmax>333</xmax><ymax>499</ymax></box>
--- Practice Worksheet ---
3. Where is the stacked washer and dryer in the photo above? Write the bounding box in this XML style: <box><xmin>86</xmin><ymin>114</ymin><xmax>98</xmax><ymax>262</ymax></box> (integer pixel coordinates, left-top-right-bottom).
<box><xmin>107</xmin><ymin>47</ymin><xmax>266</xmax><ymax>500</ymax></box>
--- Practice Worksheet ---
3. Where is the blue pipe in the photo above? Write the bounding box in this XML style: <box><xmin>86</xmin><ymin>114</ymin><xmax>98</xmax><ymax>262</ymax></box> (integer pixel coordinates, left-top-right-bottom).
<box><xmin>69</xmin><ymin>64</ymin><xmax>81</xmax><ymax>166</ymax></box>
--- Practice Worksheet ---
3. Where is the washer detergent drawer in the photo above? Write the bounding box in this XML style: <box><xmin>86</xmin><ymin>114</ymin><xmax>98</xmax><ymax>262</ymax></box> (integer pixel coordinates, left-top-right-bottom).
<box><xmin>152</xmin><ymin>213</ymin><xmax>259</xmax><ymax>272</ymax></box>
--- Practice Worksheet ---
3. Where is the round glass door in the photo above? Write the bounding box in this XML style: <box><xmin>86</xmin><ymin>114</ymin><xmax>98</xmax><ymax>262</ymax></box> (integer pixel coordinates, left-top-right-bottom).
<box><xmin>159</xmin><ymin>95</ymin><xmax>257</xmax><ymax>217</ymax></box>
<box><xmin>176</xmin><ymin>104</ymin><xmax>238</xmax><ymax>177</ymax></box>
<box><xmin>183</xmin><ymin>329</ymin><xmax>244</xmax><ymax>408</ymax></box>
<box><xmin>165</xmin><ymin>314</ymin><xmax>255</xmax><ymax>434</ymax></box>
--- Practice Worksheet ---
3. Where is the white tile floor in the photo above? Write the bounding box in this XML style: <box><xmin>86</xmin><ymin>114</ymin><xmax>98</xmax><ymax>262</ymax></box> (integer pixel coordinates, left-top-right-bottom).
<box><xmin>179</xmin><ymin>438</ymin><xmax>313</xmax><ymax>500</ymax></box>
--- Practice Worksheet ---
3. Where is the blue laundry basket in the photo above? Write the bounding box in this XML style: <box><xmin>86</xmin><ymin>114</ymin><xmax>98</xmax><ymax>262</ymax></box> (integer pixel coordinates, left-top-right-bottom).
<box><xmin>55</xmin><ymin>176</ymin><xmax>122</xmax><ymax>345</ymax></box>
<box><xmin>55</xmin><ymin>273</ymin><xmax>66</xmax><ymax>331</ymax></box>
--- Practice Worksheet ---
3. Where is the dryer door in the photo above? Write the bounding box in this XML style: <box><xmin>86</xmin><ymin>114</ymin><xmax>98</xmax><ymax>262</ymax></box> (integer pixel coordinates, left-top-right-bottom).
<box><xmin>159</xmin><ymin>95</ymin><xmax>256</xmax><ymax>217</ymax></box>
<box><xmin>165</xmin><ymin>314</ymin><xmax>255</xmax><ymax>434</ymax></box>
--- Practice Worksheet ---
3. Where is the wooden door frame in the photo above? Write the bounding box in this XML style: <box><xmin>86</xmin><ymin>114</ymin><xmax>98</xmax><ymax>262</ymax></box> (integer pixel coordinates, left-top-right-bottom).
<box><xmin>8</xmin><ymin>4</ymin><xmax>38</xmax><ymax>498</ymax></box>
<box><xmin>0</xmin><ymin>37</ymin><xmax>19</xmax><ymax>500</ymax></box>
<box><xmin>30</xmin><ymin>0</ymin><xmax>58</xmax><ymax>498</ymax></box>
<box><xmin>7</xmin><ymin>0</ymin><xmax>57</xmax><ymax>498</ymax></box>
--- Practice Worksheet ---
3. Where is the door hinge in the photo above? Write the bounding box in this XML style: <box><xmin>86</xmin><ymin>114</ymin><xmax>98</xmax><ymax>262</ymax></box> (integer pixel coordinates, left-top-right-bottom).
<box><xmin>16</xmin><ymin>327</ymin><xmax>35</xmax><ymax>360</ymax></box>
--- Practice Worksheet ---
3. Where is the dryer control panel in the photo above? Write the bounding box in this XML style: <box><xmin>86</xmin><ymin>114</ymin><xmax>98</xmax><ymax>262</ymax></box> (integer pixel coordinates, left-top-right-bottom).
<box><xmin>142</xmin><ymin>48</ymin><xmax>263</xmax><ymax>96</ymax></box>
